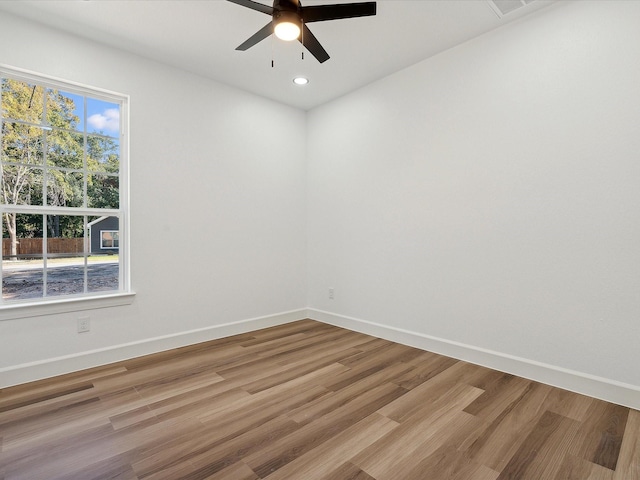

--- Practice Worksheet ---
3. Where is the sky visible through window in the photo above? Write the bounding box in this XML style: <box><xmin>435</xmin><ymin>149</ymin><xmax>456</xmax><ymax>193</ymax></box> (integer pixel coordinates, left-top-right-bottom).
<box><xmin>60</xmin><ymin>90</ymin><xmax>120</xmax><ymax>136</ymax></box>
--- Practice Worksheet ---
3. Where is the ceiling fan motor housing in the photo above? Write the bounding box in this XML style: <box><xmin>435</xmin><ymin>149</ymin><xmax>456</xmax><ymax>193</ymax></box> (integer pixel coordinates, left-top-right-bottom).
<box><xmin>273</xmin><ymin>10</ymin><xmax>301</xmax><ymax>27</ymax></box>
<box><xmin>274</xmin><ymin>0</ymin><xmax>300</xmax><ymax>13</ymax></box>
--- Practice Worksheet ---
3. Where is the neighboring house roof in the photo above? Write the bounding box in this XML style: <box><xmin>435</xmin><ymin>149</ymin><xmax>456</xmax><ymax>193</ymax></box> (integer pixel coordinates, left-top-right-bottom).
<box><xmin>87</xmin><ymin>216</ymin><xmax>113</xmax><ymax>228</ymax></box>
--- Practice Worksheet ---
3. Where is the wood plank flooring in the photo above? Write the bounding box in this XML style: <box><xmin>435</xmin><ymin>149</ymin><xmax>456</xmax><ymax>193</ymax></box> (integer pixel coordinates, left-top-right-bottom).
<box><xmin>1</xmin><ymin>320</ymin><xmax>638</xmax><ymax>480</ymax></box>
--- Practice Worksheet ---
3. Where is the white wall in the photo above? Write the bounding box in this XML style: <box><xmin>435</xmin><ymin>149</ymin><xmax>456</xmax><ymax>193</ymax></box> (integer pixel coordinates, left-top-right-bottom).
<box><xmin>0</xmin><ymin>12</ymin><xmax>308</xmax><ymax>384</ymax></box>
<box><xmin>307</xmin><ymin>1</ymin><xmax>640</xmax><ymax>392</ymax></box>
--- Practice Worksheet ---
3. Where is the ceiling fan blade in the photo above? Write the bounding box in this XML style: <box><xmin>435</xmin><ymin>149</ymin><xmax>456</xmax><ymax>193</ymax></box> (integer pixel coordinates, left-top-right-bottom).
<box><xmin>236</xmin><ymin>22</ymin><xmax>274</xmax><ymax>50</ymax></box>
<box><xmin>300</xmin><ymin>24</ymin><xmax>330</xmax><ymax>63</ymax></box>
<box><xmin>227</xmin><ymin>0</ymin><xmax>274</xmax><ymax>15</ymax></box>
<box><xmin>301</xmin><ymin>2</ymin><xmax>376</xmax><ymax>23</ymax></box>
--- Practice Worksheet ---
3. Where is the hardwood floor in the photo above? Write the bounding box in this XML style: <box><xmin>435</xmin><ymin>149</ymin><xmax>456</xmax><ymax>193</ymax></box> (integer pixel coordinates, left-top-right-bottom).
<box><xmin>1</xmin><ymin>320</ymin><xmax>638</xmax><ymax>480</ymax></box>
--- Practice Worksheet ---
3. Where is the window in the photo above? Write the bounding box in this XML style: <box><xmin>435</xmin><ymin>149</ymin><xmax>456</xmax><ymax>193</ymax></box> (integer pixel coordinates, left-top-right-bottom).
<box><xmin>100</xmin><ymin>230</ymin><xmax>119</xmax><ymax>250</ymax></box>
<box><xmin>1</xmin><ymin>65</ymin><xmax>130</xmax><ymax>311</ymax></box>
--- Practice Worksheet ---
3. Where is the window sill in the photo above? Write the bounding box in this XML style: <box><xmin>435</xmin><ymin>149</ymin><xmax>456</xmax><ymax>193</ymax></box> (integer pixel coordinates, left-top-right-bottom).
<box><xmin>0</xmin><ymin>291</ymin><xmax>136</xmax><ymax>321</ymax></box>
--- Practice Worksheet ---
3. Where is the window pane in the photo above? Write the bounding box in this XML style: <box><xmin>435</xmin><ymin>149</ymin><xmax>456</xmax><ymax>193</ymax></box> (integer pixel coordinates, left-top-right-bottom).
<box><xmin>0</xmin><ymin>165</ymin><xmax>44</xmax><ymax>206</ymax></box>
<box><xmin>88</xmin><ymin>173</ymin><xmax>119</xmax><ymax>209</ymax></box>
<box><xmin>87</xmin><ymin>135</ymin><xmax>119</xmax><ymax>174</ymax></box>
<box><xmin>3</xmin><ymin>260</ymin><xmax>44</xmax><ymax>301</ymax></box>
<box><xmin>87</xmin><ymin>257</ymin><xmax>119</xmax><ymax>293</ymax></box>
<box><xmin>45</xmin><ymin>215</ymin><xmax>86</xmax><ymax>297</ymax></box>
<box><xmin>47</xmin><ymin>170</ymin><xmax>84</xmax><ymax>207</ymax></box>
<box><xmin>88</xmin><ymin>215</ymin><xmax>119</xmax><ymax>293</ymax></box>
<box><xmin>2</xmin><ymin>122</ymin><xmax>45</xmax><ymax>165</ymax></box>
<box><xmin>47</xmin><ymin>130</ymin><xmax>84</xmax><ymax>169</ymax></box>
<box><xmin>47</xmin><ymin>89</ymin><xmax>84</xmax><ymax>133</ymax></box>
<box><xmin>87</xmin><ymin>98</ymin><xmax>119</xmax><ymax>136</ymax></box>
<box><xmin>1</xmin><ymin>80</ymin><xmax>44</xmax><ymax>124</ymax></box>
<box><xmin>89</xmin><ymin>216</ymin><xmax>118</xmax><ymax>253</ymax></box>
<box><xmin>45</xmin><ymin>214</ymin><xmax>85</xmax><ymax>241</ymax></box>
<box><xmin>46</xmin><ymin>256</ymin><xmax>85</xmax><ymax>297</ymax></box>
<box><xmin>2</xmin><ymin>213</ymin><xmax>45</xmax><ymax>301</ymax></box>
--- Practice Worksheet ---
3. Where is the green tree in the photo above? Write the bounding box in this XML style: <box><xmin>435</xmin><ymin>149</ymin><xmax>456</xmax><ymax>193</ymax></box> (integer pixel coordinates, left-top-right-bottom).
<box><xmin>87</xmin><ymin>134</ymin><xmax>119</xmax><ymax>209</ymax></box>
<box><xmin>1</xmin><ymin>79</ymin><xmax>83</xmax><ymax>257</ymax></box>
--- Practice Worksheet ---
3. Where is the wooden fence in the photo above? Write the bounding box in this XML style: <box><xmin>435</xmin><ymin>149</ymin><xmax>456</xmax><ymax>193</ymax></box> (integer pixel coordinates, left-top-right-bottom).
<box><xmin>2</xmin><ymin>238</ymin><xmax>84</xmax><ymax>258</ymax></box>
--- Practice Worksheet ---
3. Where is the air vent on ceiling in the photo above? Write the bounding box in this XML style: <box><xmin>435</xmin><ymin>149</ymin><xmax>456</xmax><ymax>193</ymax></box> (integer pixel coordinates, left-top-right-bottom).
<box><xmin>486</xmin><ymin>0</ymin><xmax>537</xmax><ymax>18</ymax></box>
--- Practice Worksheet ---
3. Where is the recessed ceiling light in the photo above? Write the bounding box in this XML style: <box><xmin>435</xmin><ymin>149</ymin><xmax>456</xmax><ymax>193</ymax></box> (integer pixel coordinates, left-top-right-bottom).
<box><xmin>293</xmin><ymin>77</ymin><xmax>309</xmax><ymax>86</ymax></box>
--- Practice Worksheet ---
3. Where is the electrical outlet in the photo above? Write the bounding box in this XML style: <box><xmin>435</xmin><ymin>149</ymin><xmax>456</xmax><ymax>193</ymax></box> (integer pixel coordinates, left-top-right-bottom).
<box><xmin>77</xmin><ymin>317</ymin><xmax>90</xmax><ymax>333</ymax></box>
<box><xmin>329</xmin><ymin>287</ymin><xmax>334</xmax><ymax>300</ymax></box>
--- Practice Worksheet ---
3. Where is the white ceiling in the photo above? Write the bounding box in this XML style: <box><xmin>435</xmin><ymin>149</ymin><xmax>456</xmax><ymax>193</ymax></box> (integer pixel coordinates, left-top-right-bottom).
<box><xmin>0</xmin><ymin>0</ymin><xmax>555</xmax><ymax>110</ymax></box>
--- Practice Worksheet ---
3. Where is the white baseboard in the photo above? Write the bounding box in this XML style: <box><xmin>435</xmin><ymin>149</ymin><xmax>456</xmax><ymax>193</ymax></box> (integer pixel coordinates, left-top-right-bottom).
<box><xmin>6</xmin><ymin>307</ymin><xmax>640</xmax><ymax>410</ymax></box>
<box><xmin>0</xmin><ymin>308</ymin><xmax>308</xmax><ymax>388</ymax></box>
<box><xmin>308</xmin><ymin>308</ymin><xmax>640</xmax><ymax>410</ymax></box>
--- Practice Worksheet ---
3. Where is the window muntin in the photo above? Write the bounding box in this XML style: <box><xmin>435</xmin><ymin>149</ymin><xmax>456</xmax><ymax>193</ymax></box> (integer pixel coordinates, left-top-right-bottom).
<box><xmin>1</xmin><ymin>67</ymin><xmax>128</xmax><ymax>306</ymax></box>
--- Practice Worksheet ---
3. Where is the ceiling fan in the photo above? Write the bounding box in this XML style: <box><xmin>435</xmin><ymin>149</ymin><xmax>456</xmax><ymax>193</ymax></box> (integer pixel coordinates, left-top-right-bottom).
<box><xmin>227</xmin><ymin>0</ymin><xmax>377</xmax><ymax>63</ymax></box>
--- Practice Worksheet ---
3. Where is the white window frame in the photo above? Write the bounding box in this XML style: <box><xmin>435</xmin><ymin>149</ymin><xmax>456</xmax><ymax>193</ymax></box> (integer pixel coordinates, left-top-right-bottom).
<box><xmin>0</xmin><ymin>65</ymin><xmax>133</xmax><ymax>320</ymax></box>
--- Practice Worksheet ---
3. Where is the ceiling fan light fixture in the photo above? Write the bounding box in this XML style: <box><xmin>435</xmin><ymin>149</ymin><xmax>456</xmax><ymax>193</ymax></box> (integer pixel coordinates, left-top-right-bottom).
<box><xmin>274</xmin><ymin>11</ymin><xmax>301</xmax><ymax>41</ymax></box>
<box><xmin>229</xmin><ymin>0</ymin><xmax>377</xmax><ymax>63</ymax></box>
<box><xmin>293</xmin><ymin>76</ymin><xmax>309</xmax><ymax>85</ymax></box>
